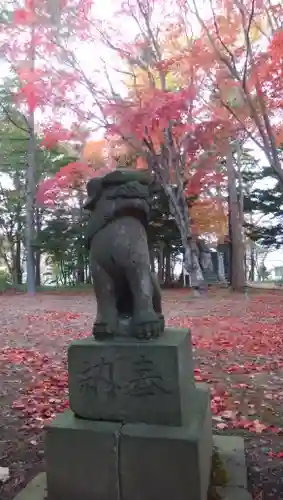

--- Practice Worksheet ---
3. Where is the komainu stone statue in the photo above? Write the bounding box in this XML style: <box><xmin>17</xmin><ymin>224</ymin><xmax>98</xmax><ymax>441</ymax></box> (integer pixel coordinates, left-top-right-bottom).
<box><xmin>84</xmin><ymin>168</ymin><xmax>164</xmax><ymax>340</ymax></box>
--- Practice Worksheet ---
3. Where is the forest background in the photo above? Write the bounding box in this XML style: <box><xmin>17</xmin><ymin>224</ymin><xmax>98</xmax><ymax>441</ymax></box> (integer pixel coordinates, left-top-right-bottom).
<box><xmin>0</xmin><ymin>0</ymin><xmax>282</xmax><ymax>292</ymax></box>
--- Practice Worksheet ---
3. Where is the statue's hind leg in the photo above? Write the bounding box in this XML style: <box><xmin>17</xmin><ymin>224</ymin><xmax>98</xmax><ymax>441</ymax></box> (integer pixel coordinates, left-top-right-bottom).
<box><xmin>91</xmin><ymin>261</ymin><xmax>118</xmax><ymax>339</ymax></box>
<box><xmin>125</xmin><ymin>264</ymin><xmax>163</xmax><ymax>340</ymax></box>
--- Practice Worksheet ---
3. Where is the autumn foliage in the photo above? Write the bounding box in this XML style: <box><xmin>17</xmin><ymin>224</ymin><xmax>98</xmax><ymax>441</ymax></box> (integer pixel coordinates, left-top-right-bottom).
<box><xmin>101</xmin><ymin>0</ymin><xmax>283</xmax><ymax>179</ymax></box>
<box><xmin>7</xmin><ymin>0</ymin><xmax>283</xmax><ymax>238</ymax></box>
<box><xmin>36</xmin><ymin>161</ymin><xmax>94</xmax><ymax>207</ymax></box>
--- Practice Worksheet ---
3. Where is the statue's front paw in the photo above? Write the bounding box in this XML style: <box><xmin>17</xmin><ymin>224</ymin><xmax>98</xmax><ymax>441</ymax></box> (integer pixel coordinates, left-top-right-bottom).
<box><xmin>92</xmin><ymin>321</ymin><xmax>115</xmax><ymax>340</ymax></box>
<box><xmin>132</xmin><ymin>311</ymin><xmax>164</xmax><ymax>340</ymax></box>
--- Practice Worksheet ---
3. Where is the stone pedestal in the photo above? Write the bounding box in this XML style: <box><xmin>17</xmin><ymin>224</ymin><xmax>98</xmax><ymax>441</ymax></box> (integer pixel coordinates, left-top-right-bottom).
<box><xmin>68</xmin><ymin>328</ymin><xmax>195</xmax><ymax>425</ymax></box>
<box><xmin>45</xmin><ymin>328</ymin><xmax>213</xmax><ymax>500</ymax></box>
<box><xmin>45</xmin><ymin>412</ymin><xmax>120</xmax><ymax>500</ymax></box>
<box><xmin>120</xmin><ymin>388</ymin><xmax>212</xmax><ymax>500</ymax></box>
<box><xmin>46</xmin><ymin>388</ymin><xmax>211</xmax><ymax>500</ymax></box>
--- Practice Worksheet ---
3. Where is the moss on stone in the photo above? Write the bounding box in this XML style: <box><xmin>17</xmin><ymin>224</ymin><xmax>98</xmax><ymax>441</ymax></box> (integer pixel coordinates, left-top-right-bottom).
<box><xmin>207</xmin><ymin>446</ymin><xmax>229</xmax><ymax>500</ymax></box>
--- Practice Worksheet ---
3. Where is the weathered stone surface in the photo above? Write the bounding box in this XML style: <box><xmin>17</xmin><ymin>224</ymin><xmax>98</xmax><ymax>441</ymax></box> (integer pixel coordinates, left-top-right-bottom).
<box><xmin>84</xmin><ymin>168</ymin><xmax>164</xmax><ymax>340</ymax></box>
<box><xmin>15</xmin><ymin>435</ymin><xmax>253</xmax><ymax>500</ymax></box>
<box><xmin>216</xmin><ymin>486</ymin><xmax>252</xmax><ymax>500</ymax></box>
<box><xmin>120</xmin><ymin>387</ymin><xmax>212</xmax><ymax>500</ymax></box>
<box><xmin>213</xmin><ymin>435</ymin><xmax>248</xmax><ymax>489</ymax></box>
<box><xmin>45</xmin><ymin>410</ymin><xmax>120</xmax><ymax>500</ymax></box>
<box><xmin>45</xmin><ymin>390</ymin><xmax>211</xmax><ymax>500</ymax></box>
<box><xmin>12</xmin><ymin>473</ymin><xmax>46</xmax><ymax>500</ymax></box>
<box><xmin>68</xmin><ymin>328</ymin><xmax>196</xmax><ymax>425</ymax></box>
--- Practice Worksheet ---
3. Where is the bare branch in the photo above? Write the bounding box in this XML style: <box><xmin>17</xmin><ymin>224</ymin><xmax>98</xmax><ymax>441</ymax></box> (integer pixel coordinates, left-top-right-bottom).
<box><xmin>236</xmin><ymin>0</ymin><xmax>256</xmax><ymax>91</ymax></box>
<box><xmin>0</xmin><ymin>103</ymin><xmax>29</xmax><ymax>133</ymax></box>
<box><xmin>207</xmin><ymin>0</ymin><xmax>237</xmax><ymax>73</ymax></box>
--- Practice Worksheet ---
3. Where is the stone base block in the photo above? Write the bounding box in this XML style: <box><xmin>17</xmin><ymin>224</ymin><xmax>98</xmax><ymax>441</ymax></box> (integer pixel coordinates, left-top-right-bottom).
<box><xmin>120</xmin><ymin>386</ymin><xmax>212</xmax><ymax>500</ymax></box>
<box><xmin>45</xmin><ymin>388</ymin><xmax>212</xmax><ymax>500</ymax></box>
<box><xmin>68</xmin><ymin>328</ymin><xmax>196</xmax><ymax>425</ymax></box>
<box><xmin>15</xmin><ymin>433</ymin><xmax>253</xmax><ymax>500</ymax></box>
<box><xmin>45</xmin><ymin>411</ymin><xmax>121</xmax><ymax>500</ymax></box>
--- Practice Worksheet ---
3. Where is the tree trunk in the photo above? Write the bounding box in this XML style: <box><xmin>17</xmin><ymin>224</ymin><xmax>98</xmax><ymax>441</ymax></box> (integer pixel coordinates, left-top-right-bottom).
<box><xmin>76</xmin><ymin>188</ymin><xmax>85</xmax><ymax>284</ymax></box>
<box><xmin>146</xmin><ymin>146</ymin><xmax>205</xmax><ymax>291</ymax></box>
<box><xmin>15</xmin><ymin>235</ymin><xmax>22</xmax><ymax>285</ymax></box>
<box><xmin>77</xmin><ymin>254</ymin><xmax>85</xmax><ymax>283</ymax></box>
<box><xmin>35</xmin><ymin>208</ymin><xmax>41</xmax><ymax>287</ymax></box>
<box><xmin>26</xmin><ymin>126</ymin><xmax>36</xmax><ymax>294</ymax></box>
<box><xmin>228</xmin><ymin>182</ymin><xmax>234</xmax><ymax>287</ymax></box>
<box><xmin>164</xmin><ymin>246</ymin><xmax>171</xmax><ymax>284</ymax></box>
<box><xmin>217</xmin><ymin>252</ymin><xmax>226</xmax><ymax>282</ymax></box>
<box><xmin>25</xmin><ymin>26</ymin><xmax>36</xmax><ymax>295</ymax></box>
<box><xmin>249</xmin><ymin>243</ymin><xmax>256</xmax><ymax>281</ymax></box>
<box><xmin>158</xmin><ymin>243</ymin><xmax>164</xmax><ymax>283</ymax></box>
<box><xmin>85</xmin><ymin>262</ymin><xmax>91</xmax><ymax>283</ymax></box>
<box><xmin>35</xmin><ymin>251</ymin><xmax>41</xmax><ymax>287</ymax></box>
<box><xmin>14</xmin><ymin>173</ymin><xmax>22</xmax><ymax>286</ymax></box>
<box><xmin>165</xmin><ymin>185</ymin><xmax>205</xmax><ymax>289</ymax></box>
<box><xmin>61</xmin><ymin>261</ymin><xmax>67</xmax><ymax>286</ymax></box>
<box><xmin>226</xmin><ymin>144</ymin><xmax>245</xmax><ymax>291</ymax></box>
<box><xmin>235</xmin><ymin>141</ymin><xmax>247</xmax><ymax>281</ymax></box>
<box><xmin>235</xmin><ymin>141</ymin><xmax>245</xmax><ymax>226</ymax></box>
<box><xmin>149</xmin><ymin>249</ymin><xmax>155</xmax><ymax>273</ymax></box>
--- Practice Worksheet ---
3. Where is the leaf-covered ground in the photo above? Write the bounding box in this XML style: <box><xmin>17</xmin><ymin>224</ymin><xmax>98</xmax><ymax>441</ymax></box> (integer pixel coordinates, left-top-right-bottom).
<box><xmin>1</xmin><ymin>289</ymin><xmax>283</xmax><ymax>500</ymax></box>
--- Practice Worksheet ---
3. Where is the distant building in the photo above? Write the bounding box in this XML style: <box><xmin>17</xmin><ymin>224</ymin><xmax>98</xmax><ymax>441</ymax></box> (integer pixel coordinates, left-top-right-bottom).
<box><xmin>273</xmin><ymin>266</ymin><xmax>283</xmax><ymax>280</ymax></box>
